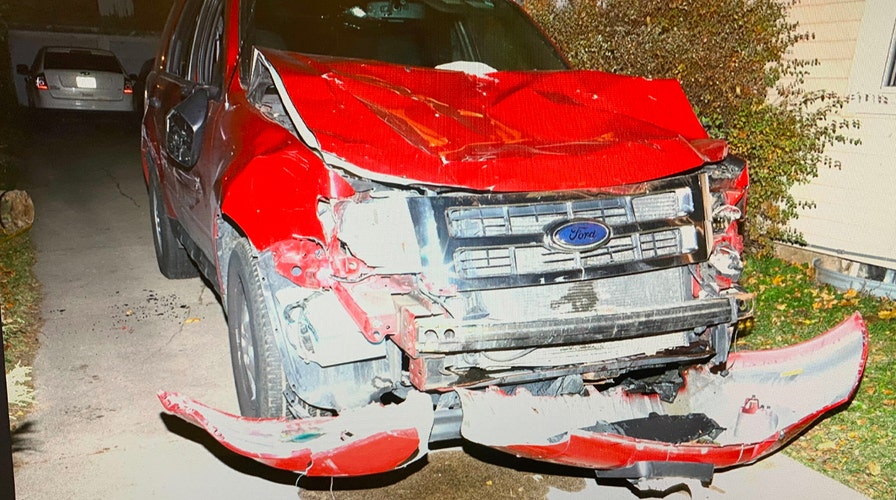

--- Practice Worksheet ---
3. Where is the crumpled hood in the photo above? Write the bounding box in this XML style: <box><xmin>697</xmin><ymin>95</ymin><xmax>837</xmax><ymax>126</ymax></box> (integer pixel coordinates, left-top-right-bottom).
<box><xmin>262</xmin><ymin>50</ymin><xmax>725</xmax><ymax>191</ymax></box>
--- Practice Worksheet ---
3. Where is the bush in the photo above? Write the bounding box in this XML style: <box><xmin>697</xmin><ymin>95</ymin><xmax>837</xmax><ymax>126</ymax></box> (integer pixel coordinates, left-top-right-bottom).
<box><xmin>524</xmin><ymin>0</ymin><xmax>858</xmax><ymax>254</ymax></box>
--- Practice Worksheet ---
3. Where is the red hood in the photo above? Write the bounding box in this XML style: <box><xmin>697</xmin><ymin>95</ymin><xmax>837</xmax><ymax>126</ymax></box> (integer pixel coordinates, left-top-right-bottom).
<box><xmin>263</xmin><ymin>50</ymin><xmax>724</xmax><ymax>191</ymax></box>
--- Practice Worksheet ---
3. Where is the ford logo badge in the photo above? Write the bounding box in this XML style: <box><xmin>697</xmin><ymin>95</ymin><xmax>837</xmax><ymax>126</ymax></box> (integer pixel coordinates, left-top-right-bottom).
<box><xmin>548</xmin><ymin>220</ymin><xmax>611</xmax><ymax>252</ymax></box>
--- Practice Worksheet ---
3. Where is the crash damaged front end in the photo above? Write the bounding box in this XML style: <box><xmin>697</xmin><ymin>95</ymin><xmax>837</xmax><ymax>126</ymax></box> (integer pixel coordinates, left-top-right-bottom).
<box><xmin>160</xmin><ymin>53</ymin><xmax>867</xmax><ymax>482</ymax></box>
<box><xmin>160</xmin><ymin>151</ymin><xmax>869</xmax><ymax>480</ymax></box>
<box><xmin>160</xmin><ymin>313</ymin><xmax>867</xmax><ymax>479</ymax></box>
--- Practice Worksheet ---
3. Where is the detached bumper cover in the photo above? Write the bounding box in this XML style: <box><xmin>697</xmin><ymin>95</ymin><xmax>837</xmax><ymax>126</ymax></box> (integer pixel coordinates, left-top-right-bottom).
<box><xmin>157</xmin><ymin>391</ymin><xmax>434</xmax><ymax>476</ymax></box>
<box><xmin>458</xmin><ymin>312</ymin><xmax>868</xmax><ymax>471</ymax></box>
<box><xmin>159</xmin><ymin>313</ymin><xmax>867</xmax><ymax>477</ymax></box>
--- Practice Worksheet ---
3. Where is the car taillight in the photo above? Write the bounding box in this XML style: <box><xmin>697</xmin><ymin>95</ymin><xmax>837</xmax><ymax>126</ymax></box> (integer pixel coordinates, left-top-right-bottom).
<box><xmin>123</xmin><ymin>80</ymin><xmax>134</xmax><ymax>95</ymax></box>
<box><xmin>35</xmin><ymin>74</ymin><xmax>48</xmax><ymax>91</ymax></box>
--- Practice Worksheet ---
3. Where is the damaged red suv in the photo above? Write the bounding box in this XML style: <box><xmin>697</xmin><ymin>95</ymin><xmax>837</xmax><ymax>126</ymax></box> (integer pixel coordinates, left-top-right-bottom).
<box><xmin>144</xmin><ymin>0</ymin><xmax>868</xmax><ymax>488</ymax></box>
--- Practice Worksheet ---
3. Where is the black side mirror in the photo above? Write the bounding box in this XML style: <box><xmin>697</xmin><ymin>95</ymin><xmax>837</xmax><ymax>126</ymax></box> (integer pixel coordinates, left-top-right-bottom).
<box><xmin>16</xmin><ymin>64</ymin><xmax>29</xmax><ymax>76</ymax></box>
<box><xmin>165</xmin><ymin>88</ymin><xmax>210</xmax><ymax>169</ymax></box>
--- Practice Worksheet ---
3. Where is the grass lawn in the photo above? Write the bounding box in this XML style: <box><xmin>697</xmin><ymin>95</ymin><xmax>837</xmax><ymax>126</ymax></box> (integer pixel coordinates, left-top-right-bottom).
<box><xmin>741</xmin><ymin>257</ymin><xmax>895</xmax><ymax>500</ymax></box>
<box><xmin>1</xmin><ymin>109</ymin><xmax>41</xmax><ymax>422</ymax></box>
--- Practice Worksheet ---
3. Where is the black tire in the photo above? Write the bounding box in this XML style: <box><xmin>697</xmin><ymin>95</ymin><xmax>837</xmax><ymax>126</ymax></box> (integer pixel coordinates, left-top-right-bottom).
<box><xmin>227</xmin><ymin>239</ymin><xmax>286</xmax><ymax>417</ymax></box>
<box><xmin>147</xmin><ymin>166</ymin><xmax>198</xmax><ymax>279</ymax></box>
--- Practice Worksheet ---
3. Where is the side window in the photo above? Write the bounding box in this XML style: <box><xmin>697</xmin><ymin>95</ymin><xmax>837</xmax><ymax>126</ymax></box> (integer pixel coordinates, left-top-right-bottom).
<box><xmin>190</xmin><ymin>0</ymin><xmax>225</xmax><ymax>86</ymax></box>
<box><xmin>886</xmin><ymin>25</ymin><xmax>896</xmax><ymax>87</ymax></box>
<box><xmin>239</xmin><ymin>0</ymin><xmax>258</xmax><ymax>85</ymax></box>
<box><xmin>166</xmin><ymin>0</ymin><xmax>204</xmax><ymax>78</ymax></box>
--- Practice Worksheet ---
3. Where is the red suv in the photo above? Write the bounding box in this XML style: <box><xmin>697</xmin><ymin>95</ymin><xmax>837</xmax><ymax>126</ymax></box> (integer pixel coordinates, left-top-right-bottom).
<box><xmin>145</xmin><ymin>0</ymin><xmax>867</xmax><ymax>486</ymax></box>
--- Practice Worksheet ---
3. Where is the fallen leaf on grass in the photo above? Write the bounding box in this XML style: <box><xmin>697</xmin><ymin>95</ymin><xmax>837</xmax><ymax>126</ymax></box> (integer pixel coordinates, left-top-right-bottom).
<box><xmin>816</xmin><ymin>441</ymin><xmax>838</xmax><ymax>451</ymax></box>
<box><xmin>878</xmin><ymin>309</ymin><xmax>896</xmax><ymax>320</ymax></box>
<box><xmin>867</xmin><ymin>462</ymin><xmax>881</xmax><ymax>476</ymax></box>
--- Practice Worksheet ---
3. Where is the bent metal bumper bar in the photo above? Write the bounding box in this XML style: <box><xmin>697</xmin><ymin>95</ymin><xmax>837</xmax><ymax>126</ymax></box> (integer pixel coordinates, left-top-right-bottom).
<box><xmin>407</xmin><ymin>297</ymin><xmax>738</xmax><ymax>354</ymax></box>
<box><xmin>159</xmin><ymin>313</ymin><xmax>867</xmax><ymax>479</ymax></box>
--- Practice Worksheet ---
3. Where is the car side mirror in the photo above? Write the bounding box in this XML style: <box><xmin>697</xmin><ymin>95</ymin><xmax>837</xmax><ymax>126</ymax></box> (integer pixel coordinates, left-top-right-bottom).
<box><xmin>165</xmin><ymin>88</ymin><xmax>210</xmax><ymax>169</ymax></box>
<box><xmin>16</xmin><ymin>64</ymin><xmax>29</xmax><ymax>75</ymax></box>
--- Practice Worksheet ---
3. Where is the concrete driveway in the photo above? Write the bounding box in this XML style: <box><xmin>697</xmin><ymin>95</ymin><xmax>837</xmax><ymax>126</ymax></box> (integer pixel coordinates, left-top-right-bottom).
<box><xmin>10</xmin><ymin>113</ymin><xmax>870</xmax><ymax>500</ymax></box>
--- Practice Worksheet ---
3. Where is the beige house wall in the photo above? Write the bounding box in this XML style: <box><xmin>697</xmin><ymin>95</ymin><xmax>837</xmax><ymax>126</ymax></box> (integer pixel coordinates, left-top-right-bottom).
<box><xmin>784</xmin><ymin>0</ymin><xmax>896</xmax><ymax>268</ymax></box>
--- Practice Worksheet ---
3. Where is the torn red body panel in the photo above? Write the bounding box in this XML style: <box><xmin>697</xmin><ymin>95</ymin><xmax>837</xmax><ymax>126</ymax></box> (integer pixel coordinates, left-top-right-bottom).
<box><xmin>159</xmin><ymin>313</ymin><xmax>867</xmax><ymax>477</ymax></box>
<box><xmin>457</xmin><ymin>313</ymin><xmax>868</xmax><ymax>471</ymax></box>
<box><xmin>158</xmin><ymin>390</ymin><xmax>434</xmax><ymax>476</ymax></box>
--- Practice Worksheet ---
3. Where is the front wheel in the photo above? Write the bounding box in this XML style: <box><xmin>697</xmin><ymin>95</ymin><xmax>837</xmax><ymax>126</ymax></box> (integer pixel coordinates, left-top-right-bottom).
<box><xmin>226</xmin><ymin>239</ymin><xmax>286</xmax><ymax>417</ymax></box>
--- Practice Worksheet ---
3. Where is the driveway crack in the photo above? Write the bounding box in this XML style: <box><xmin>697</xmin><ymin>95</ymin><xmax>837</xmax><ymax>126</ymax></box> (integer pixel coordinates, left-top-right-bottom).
<box><xmin>103</xmin><ymin>168</ymin><xmax>141</xmax><ymax>208</ymax></box>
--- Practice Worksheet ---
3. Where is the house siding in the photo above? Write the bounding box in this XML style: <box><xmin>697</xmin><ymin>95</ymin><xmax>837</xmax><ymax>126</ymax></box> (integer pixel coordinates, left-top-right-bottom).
<box><xmin>784</xmin><ymin>0</ymin><xmax>896</xmax><ymax>268</ymax></box>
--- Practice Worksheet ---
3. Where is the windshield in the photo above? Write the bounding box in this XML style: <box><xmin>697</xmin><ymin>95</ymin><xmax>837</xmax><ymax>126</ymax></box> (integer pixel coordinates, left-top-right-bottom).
<box><xmin>248</xmin><ymin>0</ymin><xmax>567</xmax><ymax>70</ymax></box>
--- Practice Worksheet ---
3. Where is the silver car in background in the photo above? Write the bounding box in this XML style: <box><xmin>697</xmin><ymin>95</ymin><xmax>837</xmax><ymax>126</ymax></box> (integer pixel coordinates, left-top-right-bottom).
<box><xmin>17</xmin><ymin>47</ymin><xmax>135</xmax><ymax>112</ymax></box>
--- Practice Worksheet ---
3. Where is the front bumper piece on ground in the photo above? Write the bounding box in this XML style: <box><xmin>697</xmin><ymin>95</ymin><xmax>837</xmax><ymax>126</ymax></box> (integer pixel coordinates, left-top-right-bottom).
<box><xmin>159</xmin><ymin>313</ymin><xmax>867</xmax><ymax>478</ymax></box>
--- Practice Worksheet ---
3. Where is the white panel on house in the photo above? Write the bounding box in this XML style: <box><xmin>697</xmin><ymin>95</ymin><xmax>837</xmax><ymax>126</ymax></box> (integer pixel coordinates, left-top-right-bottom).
<box><xmin>785</xmin><ymin>0</ymin><xmax>896</xmax><ymax>269</ymax></box>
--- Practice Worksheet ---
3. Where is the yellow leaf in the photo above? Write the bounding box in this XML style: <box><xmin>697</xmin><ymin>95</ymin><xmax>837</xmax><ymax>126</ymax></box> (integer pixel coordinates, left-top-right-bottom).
<box><xmin>772</xmin><ymin>275</ymin><xmax>785</xmax><ymax>286</ymax></box>
<box><xmin>878</xmin><ymin>309</ymin><xmax>896</xmax><ymax>320</ymax></box>
<box><xmin>775</xmin><ymin>303</ymin><xmax>787</xmax><ymax>311</ymax></box>
<box><xmin>843</xmin><ymin>289</ymin><xmax>858</xmax><ymax>299</ymax></box>
<box><xmin>817</xmin><ymin>441</ymin><xmax>837</xmax><ymax>451</ymax></box>
<box><xmin>184</xmin><ymin>317</ymin><xmax>201</xmax><ymax>324</ymax></box>
<box><xmin>868</xmin><ymin>462</ymin><xmax>881</xmax><ymax>476</ymax></box>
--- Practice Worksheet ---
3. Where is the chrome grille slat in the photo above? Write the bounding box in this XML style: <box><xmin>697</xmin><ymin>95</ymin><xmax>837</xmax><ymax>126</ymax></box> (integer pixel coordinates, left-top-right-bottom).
<box><xmin>455</xmin><ymin>228</ymin><xmax>692</xmax><ymax>279</ymax></box>
<box><xmin>447</xmin><ymin>188</ymin><xmax>693</xmax><ymax>239</ymax></box>
<box><xmin>407</xmin><ymin>173</ymin><xmax>709</xmax><ymax>290</ymax></box>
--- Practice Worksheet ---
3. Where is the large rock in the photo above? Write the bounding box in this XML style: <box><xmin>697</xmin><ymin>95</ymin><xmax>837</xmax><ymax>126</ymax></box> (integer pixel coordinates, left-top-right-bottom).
<box><xmin>0</xmin><ymin>190</ymin><xmax>34</xmax><ymax>236</ymax></box>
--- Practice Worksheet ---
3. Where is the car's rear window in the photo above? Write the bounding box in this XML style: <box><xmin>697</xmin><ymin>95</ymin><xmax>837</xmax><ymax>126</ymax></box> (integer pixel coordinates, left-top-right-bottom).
<box><xmin>249</xmin><ymin>0</ymin><xmax>566</xmax><ymax>71</ymax></box>
<box><xmin>44</xmin><ymin>51</ymin><xmax>122</xmax><ymax>73</ymax></box>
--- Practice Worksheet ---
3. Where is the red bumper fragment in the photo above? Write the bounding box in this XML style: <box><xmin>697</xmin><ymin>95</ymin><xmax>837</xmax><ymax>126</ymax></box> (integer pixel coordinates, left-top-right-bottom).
<box><xmin>159</xmin><ymin>314</ymin><xmax>867</xmax><ymax>478</ymax></box>
<box><xmin>457</xmin><ymin>313</ymin><xmax>868</xmax><ymax>471</ymax></box>
<box><xmin>158</xmin><ymin>391</ymin><xmax>434</xmax><ymax>476</ymax></box>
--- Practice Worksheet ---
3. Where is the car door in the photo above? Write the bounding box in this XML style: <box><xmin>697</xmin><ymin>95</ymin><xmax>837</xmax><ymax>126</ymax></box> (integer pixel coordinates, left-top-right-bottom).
<box><xmin>149</xmin><ymin>0</ymin><xmax>226</xmax><ymax>259</ymax></box>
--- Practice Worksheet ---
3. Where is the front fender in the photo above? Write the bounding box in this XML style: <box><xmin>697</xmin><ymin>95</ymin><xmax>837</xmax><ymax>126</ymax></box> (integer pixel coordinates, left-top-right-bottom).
<box><xmin>220</xmin><ymin>146</ymin><xmax>328</xmax><ymax>250</ymax></box>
